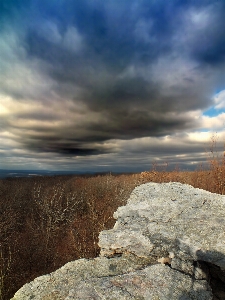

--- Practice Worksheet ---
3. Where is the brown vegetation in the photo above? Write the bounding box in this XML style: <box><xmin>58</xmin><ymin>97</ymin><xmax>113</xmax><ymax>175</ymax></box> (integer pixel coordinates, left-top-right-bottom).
<box><xmin>1</xmin><ymin>142</ymin><xmax>225</xmax><ymax>299</ymax></box>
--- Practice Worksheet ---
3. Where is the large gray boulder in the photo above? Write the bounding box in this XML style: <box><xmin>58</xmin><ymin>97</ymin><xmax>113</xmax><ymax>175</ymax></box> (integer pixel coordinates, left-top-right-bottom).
<box><xmin>12</xmin><ymin>182</ymin><xmax>225</xmax><ymax>299</ymax></box>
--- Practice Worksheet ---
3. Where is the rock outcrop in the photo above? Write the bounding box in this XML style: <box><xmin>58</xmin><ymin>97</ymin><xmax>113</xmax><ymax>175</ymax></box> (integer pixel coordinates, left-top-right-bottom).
<box><xmin>12</xmin><ymin>182</ymin><xmax>225</xmax><ymax>299</ymax></box>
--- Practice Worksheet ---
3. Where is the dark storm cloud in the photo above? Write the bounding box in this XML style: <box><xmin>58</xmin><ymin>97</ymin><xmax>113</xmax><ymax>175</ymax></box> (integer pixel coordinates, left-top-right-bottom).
<box><xmin>1</xmin><ymin>0</ymin><xmax>225</xmax><ymax>160</ymax></box>
<box><xmin>25</xmin><ymin>141</ymin><xmax>103</xmax><ymax>156</ymax></box>
<box><xmin>86</xmin><ymin>110</ymin><xmax>196</xmax><ymax>139</ymax></box>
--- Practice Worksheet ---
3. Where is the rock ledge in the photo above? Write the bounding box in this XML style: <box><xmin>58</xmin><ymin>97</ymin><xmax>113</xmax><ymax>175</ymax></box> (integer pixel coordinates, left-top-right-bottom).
<box><xmin>12</xmin><ymin>182</ymin><xmax>225</xmax><ymax>299</ymax></box>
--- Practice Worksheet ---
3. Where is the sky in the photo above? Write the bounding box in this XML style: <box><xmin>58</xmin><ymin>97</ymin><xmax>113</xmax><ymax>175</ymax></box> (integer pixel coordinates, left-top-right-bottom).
<box><xmin>1</xmin><ymin>0</ymin><xmax>225</xmax><ymax>173</ymax></box>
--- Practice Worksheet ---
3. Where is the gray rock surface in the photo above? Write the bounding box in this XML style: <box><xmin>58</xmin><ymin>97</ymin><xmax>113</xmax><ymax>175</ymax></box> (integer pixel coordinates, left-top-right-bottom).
<box><xmin>100</xmin><ymin>182</ymin><xmax>225</xmax><ymax>266</ymax></box>
<box><xmin>12</xmin><ymin>254</ymin><xmax>212</xmax><ymax>300</ymax></box>
<box><xmin>12</xmin><ymin>182</ymin><xmax>225</xmax><ymax>299</ymax></box>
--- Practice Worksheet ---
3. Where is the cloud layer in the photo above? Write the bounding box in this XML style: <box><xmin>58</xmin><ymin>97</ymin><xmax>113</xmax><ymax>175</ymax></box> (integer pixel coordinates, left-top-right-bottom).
<box><xmin>1</xmin><ymin>0</ymin><xmax>225</xmax><ymax>171</ymax></box>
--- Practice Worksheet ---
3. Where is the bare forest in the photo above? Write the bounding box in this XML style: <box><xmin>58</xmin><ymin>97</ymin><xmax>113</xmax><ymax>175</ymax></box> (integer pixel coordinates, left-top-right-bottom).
<box><xmin>1</xmin><ymin>141</ymin><xmax>225</xmax><ymax>299</ymax></box>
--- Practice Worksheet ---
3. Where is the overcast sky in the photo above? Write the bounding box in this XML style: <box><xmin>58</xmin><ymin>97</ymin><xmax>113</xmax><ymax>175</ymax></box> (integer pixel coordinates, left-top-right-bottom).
<box><xmin>1</xmin><ymin>0</ymin><xmax>225</xmax><ymax>173</ymax></box>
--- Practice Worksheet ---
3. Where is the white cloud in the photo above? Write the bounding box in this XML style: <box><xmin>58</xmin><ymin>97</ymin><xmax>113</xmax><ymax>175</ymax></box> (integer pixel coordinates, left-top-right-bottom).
<box><xmin>0</xmin><ymin>131</ymin><xmax>20</xmax><ymax>150</ymax></box>
<box><xmin>149</xmin><ymin>55</ymin><xmax>209</xmax><ymax>98</ymax></box>
<box><xmin>201</xmin><ymin>113</ymin><xmax>225</xmax><ymax>130</ymax></box>
<box><xmin>214</xmin><ymin>90</ymin><xmax>225</xmax><ymax>109</ymax></box>
<box><xmin>63</xmin><ymin>26</ymin><xmax>84</xmax><ymax>53</ymax></box>
<box><xmin>36</xmin><ymin>20</ymin><xmax>62</xmax><ymax>44</ymax></box>
<box><xmin>0</xmin><ymin>27</ymin><xmax>57</xmax><ymax>102</ymax></box>
<box><xmin>36</xmin><ymin>21</ymin><xmax>84</xmax><ymax>53</ymax></box>
<box><xmin>175</xmin><ymin>5</ymin><xmax>214</xmax><ymax>50</ymax></box>
<box><xmin>189</xmin><ymin>7</ymin><xmax>211</xmax><ymax>30</ymax></box>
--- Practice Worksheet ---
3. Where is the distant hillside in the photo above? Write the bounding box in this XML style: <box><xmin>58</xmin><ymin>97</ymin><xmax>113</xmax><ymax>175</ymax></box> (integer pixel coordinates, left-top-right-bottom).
<box><xmin>0</xmin><ymin>169</ymin><xmax>91</xmax><ymax>179</ymax></box>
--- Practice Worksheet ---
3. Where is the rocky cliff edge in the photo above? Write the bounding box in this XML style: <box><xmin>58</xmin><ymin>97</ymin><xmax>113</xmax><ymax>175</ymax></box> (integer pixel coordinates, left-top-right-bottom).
<box><xmin>12</xmin><ymin>182</ymin><xmax>225</xmax><ymax>299</ymax></box>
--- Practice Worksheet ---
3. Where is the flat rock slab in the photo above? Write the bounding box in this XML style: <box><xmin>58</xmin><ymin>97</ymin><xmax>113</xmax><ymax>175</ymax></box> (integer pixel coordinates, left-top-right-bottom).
<box><xmin>99</xmin><ymin>182</ymin><xmax>225</xmax><ymax>270</ymax></box>
<box><xmin>12</xmin><ymin>255</ymin><xmax>212</xmax><ymax>300</ymax></box>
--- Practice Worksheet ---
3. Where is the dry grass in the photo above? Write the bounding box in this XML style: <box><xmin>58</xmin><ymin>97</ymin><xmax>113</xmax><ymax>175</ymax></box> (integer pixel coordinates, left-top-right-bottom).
<box><xmin>1</xmin><ymin>140</ymin><xmax>225</xmax><ymax>299</ymax></box>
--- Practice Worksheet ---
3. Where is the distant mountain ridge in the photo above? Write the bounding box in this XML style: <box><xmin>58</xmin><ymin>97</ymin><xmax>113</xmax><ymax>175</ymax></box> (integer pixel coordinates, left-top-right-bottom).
<box><xmin>0</xmin><ymin>169</ymin><xmax>127</xmax><ymax>179</ymax></box>
<box><xmin>0</xmin><ymin>169</ymin><xmax>86</xmax><ymax>179</ymax></box>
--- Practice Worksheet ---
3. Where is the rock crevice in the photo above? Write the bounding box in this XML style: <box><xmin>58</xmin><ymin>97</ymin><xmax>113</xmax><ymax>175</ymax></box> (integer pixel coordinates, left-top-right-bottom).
<box><xmin>12</xmin><ymin>183</ymin><xmax>225</xmax><ymax>299</ymax></box>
